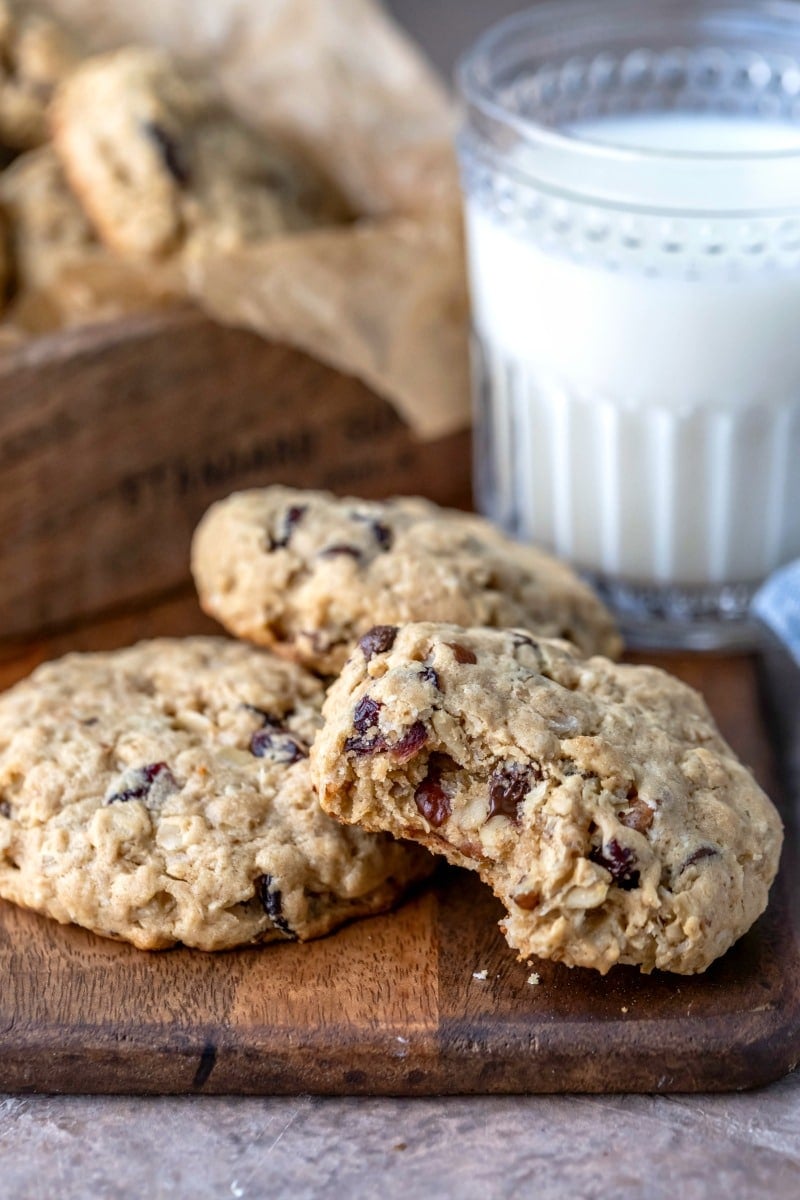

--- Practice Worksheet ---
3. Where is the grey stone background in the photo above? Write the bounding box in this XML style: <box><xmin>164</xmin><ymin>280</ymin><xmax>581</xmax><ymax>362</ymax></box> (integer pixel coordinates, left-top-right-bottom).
<box><xmin>2</xmin><ymin>1080</ymin><xmax>800</xmax><ymax>1200</ymax></box>
<box><xmin>1</xmin><ymin>3</ymin><xmax>798</xmax><ymax>1197</ymax></box>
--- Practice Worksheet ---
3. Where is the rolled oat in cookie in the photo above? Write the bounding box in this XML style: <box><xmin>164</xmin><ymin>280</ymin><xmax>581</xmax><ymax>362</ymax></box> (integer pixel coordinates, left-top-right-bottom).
<box><xmin>311</xmin><ymin>623</ymin><xmax>783</xmax><ymax>974</ymax></box>
<box><xmin>50</xmin><ymin>46</ymin><xmax>346</xmax><ymax>260</ymax></box>
<box><xmin>191</xmin><ymin>486</ymin><xmax>621</xmax><ymax>675</ymax></box>
<box><xmin>0</xmin><ymin>637</ymin><xmax>431</xmax><ymax>950</ymax></box>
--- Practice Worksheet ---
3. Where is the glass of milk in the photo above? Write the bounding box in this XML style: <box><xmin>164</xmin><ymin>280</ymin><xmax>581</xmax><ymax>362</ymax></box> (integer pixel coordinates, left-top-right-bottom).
<box><xmin>457</xmin><ymin>0</ymin><xmax>800</xmax><ymax>649</ymax></box>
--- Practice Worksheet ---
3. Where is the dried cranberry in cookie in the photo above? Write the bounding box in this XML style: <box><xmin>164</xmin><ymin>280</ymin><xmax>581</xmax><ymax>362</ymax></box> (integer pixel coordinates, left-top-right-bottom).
<box><xmin>311</xmin><ymin>623</ymin><xmax>783</xmax><ymax>975</ymax></box>
<box><xmin>486</xmin><ymin>763</ymin><xmax>536</xmax><ymax>824</ymax></box>
<box><xmin>104</xmin><ymin>762</ymin><xmax>178</xmax><ymax>806</ymax></box>
<box><xmin>359</xmin><ymin>627</ymin><xmax>398</xmax><ymax>662</ymax></box>
<box><xmin>255</xmin><ymin>873</ymin><xmax>296</xmax><ymax>940</ymax></box>
<box><xmin>414</xmin><ymin>754</ymin><xmax>456</xmax><ymax>828</ymax></box>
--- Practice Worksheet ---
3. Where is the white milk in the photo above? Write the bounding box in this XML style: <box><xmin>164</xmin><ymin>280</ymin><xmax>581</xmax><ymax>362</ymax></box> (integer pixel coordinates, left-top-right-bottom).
<box><xmin>465</xmin><ymin>113</ymin><xmax>800</xmax><ymax>588</ymax></box>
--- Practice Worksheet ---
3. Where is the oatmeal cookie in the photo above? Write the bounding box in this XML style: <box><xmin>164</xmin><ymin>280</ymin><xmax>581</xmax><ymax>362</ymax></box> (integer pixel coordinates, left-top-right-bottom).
<box><xmin>192</xmin><ymin>487</ymin><xmax>622</xmax><ymax>675</ymax></box>
<box><xmin>51</xmin><ymin>46</ymin><xmax>346</xmax><ymax>260</ymax></box>
<box><xmin>0</xmin><ymin>144</ymin><xmax>181</xmax><ymax>330</ymax></box>
<box><xmin>0</xmin><ymin>1</ymin><xmax>77</xmax><ymax>152</ymax></box>
<box><xmin>0</xmin><ymin>145</ymin><xmax>94</xmax><ymax>290</ymax></box>
<box><xmin>311</xmin><ymin>623</ymin><xmax>783</xmax><ymax>974</ymax></box>
<box><xmin>0</xmin><ymin>637</ymin><xmax>431</xmax><ymax>950</ymax></box>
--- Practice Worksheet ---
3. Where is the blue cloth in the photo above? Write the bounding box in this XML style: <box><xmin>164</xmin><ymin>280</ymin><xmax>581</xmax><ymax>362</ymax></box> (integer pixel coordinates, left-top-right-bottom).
<box><xmin>753</xmin><ymin>560</ymin><xmax>800</xmax><ymax>666</ymax></box>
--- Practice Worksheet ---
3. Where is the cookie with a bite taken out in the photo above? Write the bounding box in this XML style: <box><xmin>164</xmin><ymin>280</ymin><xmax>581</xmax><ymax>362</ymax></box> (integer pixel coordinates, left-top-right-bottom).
<box><xmin>311</xmin><ymin>622</ymin><xmax>782</xmax><ymax>975</ymax></box>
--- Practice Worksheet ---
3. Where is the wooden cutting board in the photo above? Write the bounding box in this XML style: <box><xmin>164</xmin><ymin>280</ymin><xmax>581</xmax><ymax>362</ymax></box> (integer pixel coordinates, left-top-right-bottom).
<box><xmin>0</xmin><ymin>594</ymin><xmax>797</xmax><ymax>1095</ymax></box>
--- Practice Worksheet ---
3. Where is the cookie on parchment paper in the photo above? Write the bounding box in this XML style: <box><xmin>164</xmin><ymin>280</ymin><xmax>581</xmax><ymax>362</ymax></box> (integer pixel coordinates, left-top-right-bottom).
<box><xmin>0</xmin><ymin>145</ymin><xmax>94</xmax><ymax>287</ymax></box>
<box><xmin>51</xmin><ymin>46</ymin><xmax>346</xmax><ymax>261</ymax></box>
<box><xmin>0</xmin><ymin>144</ymin><xmax>181</xmax><ymax>330</ymax></box>
<box><xmin>0</xmin><ymin>0</ymin><xmax>77</xmax><ymax>153</ymax></box>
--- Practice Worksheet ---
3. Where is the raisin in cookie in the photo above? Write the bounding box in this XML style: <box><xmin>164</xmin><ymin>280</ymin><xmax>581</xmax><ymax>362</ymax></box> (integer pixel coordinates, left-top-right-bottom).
<box><xmin>0</xmin><ymin>1</ymin><xmax>77</xmax><ymax>153</ymax></box>
<box><xmin>0</xmin><ymin>637</ymin><xmax>431</xmax><ymax>950</ymax></box>
<box><xmin>51</xmin><ymin>46</ymin><xmax>346</xmax><ymax>261</ymax></box>
<box><xmin>311</xmin><ymin>623</ymin><xmax>783</xmax><ymax>974</ymax></box>
<box><xmin>191</xmin><ymin>487</ymin><xmax>622</xmax><ymax>675</ymax></box>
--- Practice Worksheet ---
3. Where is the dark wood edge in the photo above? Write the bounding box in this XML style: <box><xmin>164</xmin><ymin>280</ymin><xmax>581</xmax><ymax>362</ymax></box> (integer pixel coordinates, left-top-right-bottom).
<box><xmin>0</xmin><ymin>306</ymin><xmax>207</xmax><ymax>375</ymax></box>
<box><xmin>0</xmin><ymin>582</ymin><xmax>198</xmax><ymax>662</ymax></box>
<box><xmin>1</xmin><ymin>980</ymin><xmax>797</xmax><ymax>1096</ymax></box>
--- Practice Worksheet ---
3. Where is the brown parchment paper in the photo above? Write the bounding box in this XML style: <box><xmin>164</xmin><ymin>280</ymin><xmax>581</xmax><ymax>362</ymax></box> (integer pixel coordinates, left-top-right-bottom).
<box><xmin>39</xmin><ymin>0</ymin><xmax>470</xmax><ymax>438</ymax></box>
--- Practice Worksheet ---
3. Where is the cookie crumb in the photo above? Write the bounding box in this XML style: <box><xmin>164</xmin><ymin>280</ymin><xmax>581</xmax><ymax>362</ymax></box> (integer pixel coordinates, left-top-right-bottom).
<box><xmin>472</xmin><ymin>969</ymin><xmax>488</xmax><ymax>981</ymax></box>
<box><xmin>527</xmin><ymin>971</ymin><xmax>541</xmax><ymax>986</ymax></box>
<box><xmin>621</xmin><ymin>1005</ymin><xmax>629</xmax><ymax>1013</ymax></box>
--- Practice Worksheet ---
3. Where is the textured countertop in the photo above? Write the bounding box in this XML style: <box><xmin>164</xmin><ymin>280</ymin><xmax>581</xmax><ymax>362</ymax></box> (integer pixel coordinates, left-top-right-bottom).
<box><xmin>1</xmin><ymin>3</ymin><xmax>798</xmax><ymax>1196</ymax></box>
<box><xmin>1</xmin><ymin>1078</ymin><xmax>799</xmax><ymax>1200</ymax></box>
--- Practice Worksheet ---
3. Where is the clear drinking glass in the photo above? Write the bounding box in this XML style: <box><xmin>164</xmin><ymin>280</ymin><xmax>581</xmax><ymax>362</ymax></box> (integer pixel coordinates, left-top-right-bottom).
<box><xmin>456</xmin><ymin>0</ymin><xmax>800</xmax><ymax>649</ymax></box>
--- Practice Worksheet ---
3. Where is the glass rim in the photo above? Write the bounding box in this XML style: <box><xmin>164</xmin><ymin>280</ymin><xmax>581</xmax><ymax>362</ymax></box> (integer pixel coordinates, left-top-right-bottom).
<box><xmin>456</xmin><ymin>0</ymin><xmax>800</xmax><ymax>167</ymax></box>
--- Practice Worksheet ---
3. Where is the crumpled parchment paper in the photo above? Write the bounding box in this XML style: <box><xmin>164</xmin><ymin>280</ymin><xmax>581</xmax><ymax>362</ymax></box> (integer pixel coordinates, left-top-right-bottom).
<box><xmin>39</xmin><ymin>0</ymin><xmax>470</xmax><ymax>438</ymax></box>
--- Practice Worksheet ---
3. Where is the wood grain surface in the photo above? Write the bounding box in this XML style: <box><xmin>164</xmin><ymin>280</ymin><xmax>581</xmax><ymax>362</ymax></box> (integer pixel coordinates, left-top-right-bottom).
<box><xmin>0</xmin><ymin>307</ymin><xmax>471</xmax><ymax>641</ymax></box>
<box><xmin>0</xmin><ymin>595</ymin><xmax>797</xmax><ymax>1096</ymax></box>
